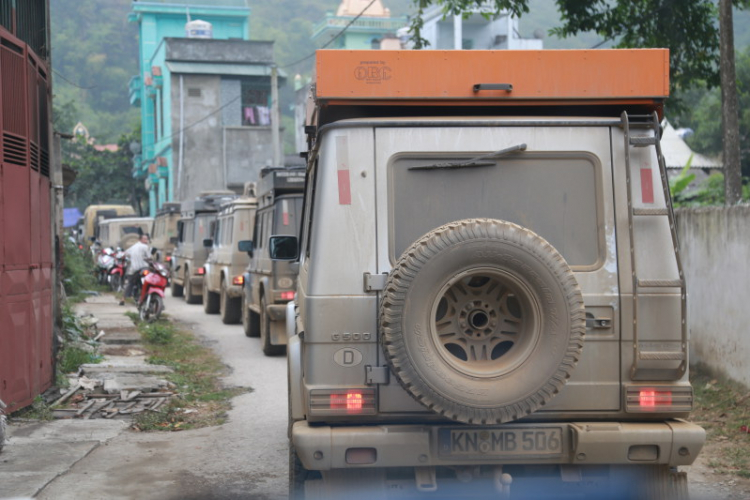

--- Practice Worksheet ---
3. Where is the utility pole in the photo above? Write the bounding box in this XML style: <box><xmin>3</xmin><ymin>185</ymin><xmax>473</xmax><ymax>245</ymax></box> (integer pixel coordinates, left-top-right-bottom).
<box><xmin>719</xmin><ymin>0</ymin><xmax>742</xmax><ymax>205</ymax></box>
<box><xmin>271</xmin><ymin>65</ymin><xmax>281</xmax><ymax>167</ymax></box>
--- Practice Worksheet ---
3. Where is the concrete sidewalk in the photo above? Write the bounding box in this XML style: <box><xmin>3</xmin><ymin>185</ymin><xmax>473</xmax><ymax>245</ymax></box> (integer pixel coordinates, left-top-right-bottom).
<box><xmin>0</xmin><ymin>295</ymin><xmax>159</xmax><ymax>499</ymax></box>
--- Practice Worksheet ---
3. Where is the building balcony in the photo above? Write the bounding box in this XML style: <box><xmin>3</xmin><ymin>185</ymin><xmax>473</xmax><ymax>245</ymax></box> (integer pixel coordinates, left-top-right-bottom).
<box><xmin>312</xmin><ymin>13</ymin><xmax>407</xmax><ymax>39</ymax></box>
<box><xmin>129</xmin><ymin>75</ymin><xmax>141</xmax><ymax>107</ymax></box>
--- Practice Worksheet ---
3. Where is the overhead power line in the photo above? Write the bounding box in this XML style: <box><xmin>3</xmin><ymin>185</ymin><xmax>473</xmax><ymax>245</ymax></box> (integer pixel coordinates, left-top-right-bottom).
<box><xmin>281</xmin><ymin>0</ymin><xmax>378</xmax><ymax>69</ymax></box>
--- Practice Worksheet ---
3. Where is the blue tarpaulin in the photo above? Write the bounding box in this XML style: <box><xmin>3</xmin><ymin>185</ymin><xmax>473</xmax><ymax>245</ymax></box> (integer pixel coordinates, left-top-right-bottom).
<box><xmin>63</xmin><ymin>208</ymin><xmax>83</xmax><ymax>228</ymax></box>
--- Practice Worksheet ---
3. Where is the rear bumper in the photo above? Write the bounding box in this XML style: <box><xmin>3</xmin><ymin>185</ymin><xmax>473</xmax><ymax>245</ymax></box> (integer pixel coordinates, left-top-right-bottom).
<box><xmin>266</xmin><ymin>303</ymin><xmax>287</xmax><ymax>321</ymax></box>
<box><xmin>291</xmin><ymin>419</ymin><xmax>705</xmax><ymax>471</ymax></box>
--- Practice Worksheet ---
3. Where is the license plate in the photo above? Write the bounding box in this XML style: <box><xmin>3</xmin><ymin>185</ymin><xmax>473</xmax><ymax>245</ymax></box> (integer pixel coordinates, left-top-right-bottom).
<box><xmin>438</xmin><ymin>426</ymin><xmax>564</xmax><ymax>459</ymax></box>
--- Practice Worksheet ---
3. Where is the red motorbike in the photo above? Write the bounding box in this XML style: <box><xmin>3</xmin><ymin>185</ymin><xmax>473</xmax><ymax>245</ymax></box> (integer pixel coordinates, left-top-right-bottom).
<box><xmin>108</xmin><ymin>249</ymin><xmax>127</xmax><ymax>292</ymax></box>
<box><xmin>138</xmin><ymin>260</ymin><xmax>169</xmax><ymax>322</ymax></box>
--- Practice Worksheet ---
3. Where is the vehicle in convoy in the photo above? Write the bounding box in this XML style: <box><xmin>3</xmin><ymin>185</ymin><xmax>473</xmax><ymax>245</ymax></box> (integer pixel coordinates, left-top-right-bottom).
<box><xmin>281</xmin><ymin>50</ymin><xmax>705</xmax><ymax>499</ymax></box>
<box><xmin>171</xmin><ymin>191</ymin><xmax>237</xmax><ymax>304</ymax></box>
<box><xmin>241</xmin><ymin>168</ymin><xmax>304</xmax><ymax>355</ymax></box>
<box><xmin>96</xmin><ymin>217</ymin><xmax>153</xmax><ymax>250</ymax></box>
<box><xmin>203</xmin><ymin>188</ymin><xmax>258</xmax><ymax>324</ymax></box>
<box><xmin>81</xmin><ymin>204</ymin><xmax>136</xmax><ymax>249</ymax></box>
<box><xmin>151</xmin><ymin>202</ymin><xmax>181</xmax><ymax>264</ymax></box>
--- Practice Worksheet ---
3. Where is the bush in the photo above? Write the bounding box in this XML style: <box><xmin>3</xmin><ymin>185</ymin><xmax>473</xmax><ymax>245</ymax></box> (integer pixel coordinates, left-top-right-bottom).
<box><xmin>62</xmin><ymin>238</ymin><xmax>97</xmax><ymax>298</ymax></box>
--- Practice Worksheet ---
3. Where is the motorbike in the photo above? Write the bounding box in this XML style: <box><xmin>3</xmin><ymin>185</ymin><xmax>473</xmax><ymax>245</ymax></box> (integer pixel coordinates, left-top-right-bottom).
<box><xmin>108</xmin><ymin>249</ymin><xmax>126</xmax><ymax>292</ymax></box>
<box><xmin>138</xmin><ymin>260</ymin><xmax>169</xmax><ymax>322</ymax></box>
<box><xmin>95</xmin><ymin>247</ymin><xmax>115</xmax><ymax>285</ymax></box>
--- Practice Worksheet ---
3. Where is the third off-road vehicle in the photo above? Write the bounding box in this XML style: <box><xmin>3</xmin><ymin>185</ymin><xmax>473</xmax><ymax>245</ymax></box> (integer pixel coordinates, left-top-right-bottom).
<box><xmin>171</xmin><ymin>191</ymin><xmax>236</xmax><ymax>303</ymax></box>
<box><xmin>281</xmin><ymin>49</ymin><xmax>705</xmax><ymax>499</ymax></box>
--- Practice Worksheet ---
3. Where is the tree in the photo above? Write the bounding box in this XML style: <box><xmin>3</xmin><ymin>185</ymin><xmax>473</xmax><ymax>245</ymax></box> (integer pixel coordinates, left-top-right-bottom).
<box><xmin>64</xmin><ymin>128</ymin><xmax>148</xmax><ymax>214</ymax></box>
<box><xmin>679</xmin><ymin>47</ymin><xmax>750</xmax><ymax>180</ymax></box>
<box><xmin>720</xmin><ymin>0</ymin><xmax>743</xmax><ymax>204</ymax></box>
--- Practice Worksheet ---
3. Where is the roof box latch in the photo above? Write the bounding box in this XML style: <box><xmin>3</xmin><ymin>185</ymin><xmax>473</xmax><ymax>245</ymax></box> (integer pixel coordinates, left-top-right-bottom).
<box><xmin>473</xmin><ymin>83</ymin><xmax>513</xmax><ymax>93</ymax></box>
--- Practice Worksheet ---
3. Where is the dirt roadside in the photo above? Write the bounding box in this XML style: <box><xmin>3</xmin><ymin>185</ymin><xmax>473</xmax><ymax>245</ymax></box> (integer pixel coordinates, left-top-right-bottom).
<box><xmin>687</xmin><ymin>365</ymin><xmax>750</xmax><ymax>500</ymax></box>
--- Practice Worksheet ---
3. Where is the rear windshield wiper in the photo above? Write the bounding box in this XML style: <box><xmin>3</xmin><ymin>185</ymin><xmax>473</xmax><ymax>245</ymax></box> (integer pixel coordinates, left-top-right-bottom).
<box><xmin>408</xmin><ymin>143</ymin><xmax>527</xmax><ymax>171</ymax></box>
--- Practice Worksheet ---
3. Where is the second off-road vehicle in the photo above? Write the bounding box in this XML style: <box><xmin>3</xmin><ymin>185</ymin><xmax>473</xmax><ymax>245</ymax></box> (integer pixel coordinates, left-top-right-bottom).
<box><xmin>281</xmin><ymin>49</ymin><xmax>705</xmax><ymax>499</ymax></box>
<box><xmin>203</xmin><ymin>190</ymin><xmax>258</xmax><ymax>324</ymax></box>
<box><xmin>241</xmin><ymin>167</ymin><xmax>304</xmax><ymax>355</ymax></box>
<box><xmin>171</xmin><ymin>191</ymin><xmax>236</xmax><ymax>303</ymax></box>
<box><xmin>150</xmin><ymin>202</ymin><xmax>181</xmax><ymax>264</ymax></box>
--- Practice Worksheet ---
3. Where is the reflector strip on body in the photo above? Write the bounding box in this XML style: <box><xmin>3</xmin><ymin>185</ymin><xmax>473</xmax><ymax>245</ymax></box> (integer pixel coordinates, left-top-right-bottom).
<box><xmin>640</xmin><ymin>168</ymin><xmax>654</xmax><ymax>204</ymax></box>
<box><xmin>336</xmin><ymin>136</ymin><xmax>352</xmax><ymax>205</ymax></box>
<box><xmin>282</xmin><ymin>199</ymin><xmax>289</xmax><ymax>226</ymax></box>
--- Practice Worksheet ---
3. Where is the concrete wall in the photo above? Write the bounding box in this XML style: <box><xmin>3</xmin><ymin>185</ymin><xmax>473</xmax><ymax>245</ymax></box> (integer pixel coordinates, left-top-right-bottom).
<box><xmin>676</xmin><ymin>206</ymin><xmax>750</xmax><ymax>386</ymax></box>
<box><xmin>171</xmin><ymin>74</ymin><xmax>225</xmax><ymax>201</ymax></box>
<box><xmin>171</xmin><ymin>73</ymin><xmax>277</xmax><ymax>202</ymax></box>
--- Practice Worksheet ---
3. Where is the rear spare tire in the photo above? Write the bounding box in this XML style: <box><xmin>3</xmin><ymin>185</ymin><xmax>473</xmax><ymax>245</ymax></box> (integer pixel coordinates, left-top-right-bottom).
<box><xmin>380</xmin><ymin>218</ymin><xmax>585</xmax><ymax>424</ymax></box>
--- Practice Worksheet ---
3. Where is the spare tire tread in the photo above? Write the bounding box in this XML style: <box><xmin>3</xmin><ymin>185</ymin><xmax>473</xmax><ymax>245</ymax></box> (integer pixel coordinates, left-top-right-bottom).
<box><xmin>380</xmin><ymin>218</ymin><xmax>585</xmax><ymax>424</ymax></box>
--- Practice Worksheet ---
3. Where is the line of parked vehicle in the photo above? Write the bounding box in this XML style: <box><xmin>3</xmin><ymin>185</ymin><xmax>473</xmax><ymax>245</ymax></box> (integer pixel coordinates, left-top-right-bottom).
<box><xmin>162</xmin><ymin>167</ymin><xmax>305</xmax><ymax>355</ymax></box>
<box><xmin>73</xmin><ymin>167</ymin><xmax>303</xmax><ymax>338</ymax></box>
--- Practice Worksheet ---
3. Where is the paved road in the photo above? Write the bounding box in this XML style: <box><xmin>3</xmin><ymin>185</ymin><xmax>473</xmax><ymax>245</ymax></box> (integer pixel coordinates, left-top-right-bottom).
<box><xmin>36</xmin><ymin>291</ymin><xmax>289</xmax><ymax>500</ymax></box>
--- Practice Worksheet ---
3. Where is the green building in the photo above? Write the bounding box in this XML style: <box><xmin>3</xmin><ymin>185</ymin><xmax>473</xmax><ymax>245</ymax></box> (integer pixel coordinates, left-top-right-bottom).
<box><xmin>128</xmin><ymin>0</ymin><xmax>252</xmax><ymax>215</ymax></box>
<box><xmin>311</xmin><ymin>0</ymin><xmax>407</xmax><ymax>50</ymax></box>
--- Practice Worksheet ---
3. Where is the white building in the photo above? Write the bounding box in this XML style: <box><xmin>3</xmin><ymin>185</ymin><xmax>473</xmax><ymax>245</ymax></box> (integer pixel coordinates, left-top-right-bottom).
<box><xmin>414</xmin><ymin>4</ymin><xmax>543</xmax><ymax>50</ymax></box>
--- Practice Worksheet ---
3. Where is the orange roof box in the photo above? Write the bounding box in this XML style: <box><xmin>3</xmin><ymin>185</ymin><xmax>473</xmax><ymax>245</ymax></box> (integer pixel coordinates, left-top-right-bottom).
<box><xmin>316</xmin><ymin>49</ymin><xmax>669</xmax><ymax>104</ymax></box>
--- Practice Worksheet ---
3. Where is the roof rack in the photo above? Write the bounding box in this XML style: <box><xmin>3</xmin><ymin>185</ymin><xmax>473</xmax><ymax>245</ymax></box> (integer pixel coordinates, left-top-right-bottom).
<box><xmin>310</xmin><ymin>49</ymin><xmax>670</xmax><ymax>127</ymax></box>
<box><xmin>257</xmin><ymin>168</ymin><xmax>305</xmax><ymax>206</ymax></box>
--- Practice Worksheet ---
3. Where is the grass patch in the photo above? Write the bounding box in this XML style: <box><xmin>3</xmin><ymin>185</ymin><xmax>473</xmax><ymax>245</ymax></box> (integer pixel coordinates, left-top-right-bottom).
<box><xmin>58</xmin><ymin>346</ymin><xmax>101</xmax><ymax>373</ymax></box>
<box><xmin>14</xmin><ymin>395</ymin><xmax>53</xmax><ymax>421</ymax></box>
<box><xmin>140</xmin><ymin>321</ymin><xmax>175</xmax><ymax>345</ymax></box>
<box><xmin>691</xmin><ymin>363</ymin><xmax>750</xmax><ymax>478</ymax></box>
<box><xmin>132</xmin><ymin>318</ymin><xmax>250</xmax><ymax>431</ymax></box>
<box><xmin>56</xmin><ymin>301</ymin><xmax>102</xmax><ymax>378</ymax></box>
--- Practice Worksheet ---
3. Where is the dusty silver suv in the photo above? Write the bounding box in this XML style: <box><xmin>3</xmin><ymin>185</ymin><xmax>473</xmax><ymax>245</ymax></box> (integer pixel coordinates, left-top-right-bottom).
<box><xmin>241</xmin><ymin>168</ymin><xmax>304</xmax><ymax>355</ymax></box>
<box><xmin>202</xmin><ymin>195</ymin><xmax>257</xmax><ymax>324</ymax></box>
<box><xmin>281</xmin><ymin>50</ymin><xmax>705</xmax><ymax>500</ymax></box>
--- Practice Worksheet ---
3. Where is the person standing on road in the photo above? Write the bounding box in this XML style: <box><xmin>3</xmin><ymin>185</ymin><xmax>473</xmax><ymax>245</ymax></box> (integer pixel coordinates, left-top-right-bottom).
<box><xmin>120</xmin><ymin>233</ymin><xmax>151</xmax><ymax>305</ymax></box>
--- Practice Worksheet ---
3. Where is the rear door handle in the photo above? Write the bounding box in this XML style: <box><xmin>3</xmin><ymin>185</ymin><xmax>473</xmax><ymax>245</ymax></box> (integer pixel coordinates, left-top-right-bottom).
<box><xmin>473</xmin><ymin>83</ymin><xmax>513</xmax><ymax>92</ymax></box>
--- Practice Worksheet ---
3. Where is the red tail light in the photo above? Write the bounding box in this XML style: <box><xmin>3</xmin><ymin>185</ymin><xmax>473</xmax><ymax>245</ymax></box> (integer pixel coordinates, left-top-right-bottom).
<box><xmin>626</xmin><ymin>385</ymin><xmax>691</xmax><ymax>413</ymax></box>
<box><xmin>331</xmin><ymin>392</ymin><xmax>364</xmax><ymax>413</ymax></box>
<box><xmin>165</xmin><ymin>255</ymin><xmax>172</xmax><ymax>262</ymax></box>
<box><xmin>280</xmin><ymin>291</ymin><xmax>295</xmax><ymax>300</ymax></box>
<box><xmin>197</xmin><ymin>267</ymin><xmax>205</xmax><ymax>275</ymax></box>
<box><xmin>233</xmin><ymin>275</ymin><xmax>244</xmax><ymax>286</ymax></box>
<box><xmin>639</xmin><ymin>389</ymin><xmax>672</xmax><ymax>409</ymax></box>
<box><xmin>309</xmin><ymin>388</ymin><xmax>376</xmax><ymax>416</ymax></box>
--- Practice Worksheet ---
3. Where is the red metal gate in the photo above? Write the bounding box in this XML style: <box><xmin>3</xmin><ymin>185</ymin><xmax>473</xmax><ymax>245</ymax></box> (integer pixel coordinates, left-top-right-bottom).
<box><xmin>0</xmin><ymin>23</ymin><xmax>54</xmax><ymax>413</ymax></box>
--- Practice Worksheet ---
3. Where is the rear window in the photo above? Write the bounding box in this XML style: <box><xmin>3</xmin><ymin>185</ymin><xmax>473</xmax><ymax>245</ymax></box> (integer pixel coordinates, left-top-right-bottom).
<box><xmin>195</xmin><ymin>214</ymin><xmax>213</xmax><ymax>242</ymax></box>
<box><xmin>120</xmin><ymin>225</ymin><xmax>146</xmax><ymax>236</ymax></box>
<box><xmin>388</xmin><ymin>152</ymin><xmax>603</xmax><ymax>269</ymax></box>
<box><xmin>273</xmin><ymin>196</ymin><xmax>303</xmax><ymax>236</ymax></box>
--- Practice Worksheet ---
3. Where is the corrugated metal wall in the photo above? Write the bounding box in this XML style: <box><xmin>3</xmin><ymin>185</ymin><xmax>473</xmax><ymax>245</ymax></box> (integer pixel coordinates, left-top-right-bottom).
<box><xmin>0</xmin><ymin>3</ymin><xmax>53</xmax><ymax>413</ymax></box>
